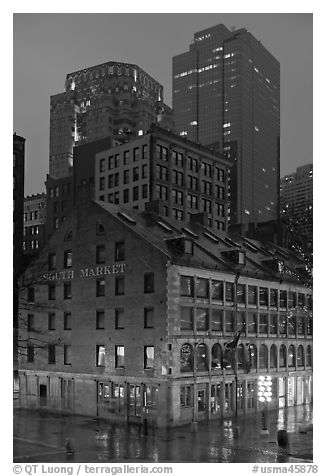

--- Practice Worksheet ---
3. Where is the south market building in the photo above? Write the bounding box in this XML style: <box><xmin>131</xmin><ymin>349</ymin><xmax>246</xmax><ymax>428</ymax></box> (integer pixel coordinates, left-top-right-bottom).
<box><xmin>18</xmin><ymin>200</ymin><xmax>313</xmax><ymax>427</ymax></box>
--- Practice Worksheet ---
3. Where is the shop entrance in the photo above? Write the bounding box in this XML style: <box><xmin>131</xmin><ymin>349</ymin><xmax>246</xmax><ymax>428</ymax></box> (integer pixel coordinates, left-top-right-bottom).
<box><xmin>39</xmin><ymin>384</ymin><xmax>47</xmax><ymax>406</ymax></box>
<box><xmin>197</xmin><ymin>389</ymin><xmax>206</xmax><ymax>420</ymax></box>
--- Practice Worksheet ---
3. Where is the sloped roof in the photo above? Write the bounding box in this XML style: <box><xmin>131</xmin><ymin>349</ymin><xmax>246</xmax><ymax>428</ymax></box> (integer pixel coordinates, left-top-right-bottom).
<box><xmin>93</xmin><ymin>201</ymin><xmax>312</xmax><ymax>288</ymax></box>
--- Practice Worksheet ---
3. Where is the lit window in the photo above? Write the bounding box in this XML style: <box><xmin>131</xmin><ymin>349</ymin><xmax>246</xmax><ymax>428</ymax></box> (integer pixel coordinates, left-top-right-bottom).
<box><xmin>97</xmin><ymin>345</ymin><xmax>105</xmax><ymax>367</ymax></box>
<box><xmin>115</xmin><ymin>346</ymin><xmax>125</xmax><ymax>368</ymax></box>
<box><xmin>144</xmin><ymin>346</ymin><xmax>154</xmax><ymax>369</ymax></box>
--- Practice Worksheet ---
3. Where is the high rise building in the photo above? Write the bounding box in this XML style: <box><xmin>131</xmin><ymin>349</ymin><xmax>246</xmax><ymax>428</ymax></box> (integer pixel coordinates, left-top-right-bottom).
<box><xmin>49</xmin><ymin>61</ymin><xmax>174</xmax><ymax>179</ymax></box>
<box><xmin>173</xmin><ymin>24</ymin><xmax>280</xmax><ymax>229</ymax></box>
<box><xmin>280</xmin><ymin>164</ymin><xmax>313</xmax><ymax>252</ymax></box>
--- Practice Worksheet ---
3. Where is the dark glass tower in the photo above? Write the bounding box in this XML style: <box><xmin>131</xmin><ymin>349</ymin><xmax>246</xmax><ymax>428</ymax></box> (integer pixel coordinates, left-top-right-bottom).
<box><xmin>173</xmin><ymin>24</ymin><xmax>280</xmax><ymax>229</ymax></box>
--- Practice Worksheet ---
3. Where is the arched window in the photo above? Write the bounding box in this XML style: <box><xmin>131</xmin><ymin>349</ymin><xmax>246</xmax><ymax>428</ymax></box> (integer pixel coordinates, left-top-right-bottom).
<box><xmin>180</xmin><ymin>344</ymin><xmax>193</xmax><ymax>372</ymax></box>
<box><xmin>248</xmin><ymin>344</ymin><xmax>257</xmax><ymax>370</ymax></box>
<box><xmin>211</xmin><ymin>343</ymin><xmax>223</xmax><ymax>369</ymax></box>
<box><xmin>270</xmin><ymin>344</ymin><xmax>277</xmax><ymax>369</ymax></box>
<box><xmin>279</xmin><ymin>344</ymin><xmax>287</xmax><ymax>368</ymax></box>
<box><xmin>288</xmin><ymin>345</ymin><xmax>295</xmax><ymax>367</ymax></box>
<box><xmin>237</xmin><ymin>344</ymin><xmax>245</xmax><ymax>370</ymax></box>
<box><xmin>306</xmin><ymin>345</ymin><xmax>312</xmax><ymax>367</ymax></box>
<box><xmin>259</xmin><ymin>344</ymin><xmax>268</xmax><ymax>369</ymax></box>
<box><xmin>196</xmin><ymin>343</ymin><xmax>208</xmax><ymax>371</ymax></box>
<box><xmin>297</xmin><ymin>345</ymin><xmax>304</xmax><ymax>367</ymax></box>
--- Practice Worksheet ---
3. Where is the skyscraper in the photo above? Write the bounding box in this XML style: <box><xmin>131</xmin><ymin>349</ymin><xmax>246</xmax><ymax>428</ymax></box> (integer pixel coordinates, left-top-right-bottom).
<box><xmin>173</xmin><ymin>24</ymin><xmax>280</xmax><ymax>229</ymax></box>
<box><xmin>49</xmin><ymin>61</ymin><xmax>173</xmax><ymax>179</ymax></box>
<box><xmin>280</xmin><ymin>164</ymin><xmax>313</xmax><ymax>252</ymax></box>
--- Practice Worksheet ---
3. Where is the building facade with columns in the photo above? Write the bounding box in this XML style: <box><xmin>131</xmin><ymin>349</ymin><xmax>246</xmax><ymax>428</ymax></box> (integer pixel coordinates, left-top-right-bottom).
<box><xmin>18</xmin><ymin>201</ymin><xmax>312</xmax><ymax>427</ymax></box>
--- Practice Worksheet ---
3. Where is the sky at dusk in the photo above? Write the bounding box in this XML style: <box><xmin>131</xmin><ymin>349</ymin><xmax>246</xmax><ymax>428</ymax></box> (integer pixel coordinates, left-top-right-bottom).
<box><xmin>13</xmin><ymin>12</ymin><xmax>313</xmax><ymax>196</ymax></box>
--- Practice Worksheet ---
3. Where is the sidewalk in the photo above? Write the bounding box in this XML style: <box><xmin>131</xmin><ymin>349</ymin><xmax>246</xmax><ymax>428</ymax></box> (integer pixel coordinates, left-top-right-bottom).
<box><xmin>13</xmin><ymin>404</ymin><xmax>313</xmax><ymax>463</ymax></box>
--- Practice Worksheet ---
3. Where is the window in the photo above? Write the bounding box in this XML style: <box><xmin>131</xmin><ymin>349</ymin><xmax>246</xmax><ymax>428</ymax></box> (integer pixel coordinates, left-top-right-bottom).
<box><xmin>225</xmin><ymin>310</ymin><xmax>235</xmax><ymax>333</ymax></box>
<box><xmin>196</xmin><ymin>308</ymin><xmax>208</xmax><ymax>331</ymax></box>
<box><xmin>196</xmin><ymin>278</ymin><xmax>209</xmax><ymax>299</ymax></box>
<box><xmin>54</xmin><ymin>218</ymin><xmax>59</xmax><ymax>230</ymax></box>
<box><xmin>196</xmin><ymin>343</ymin><xmax>208</xmax><ymax>370</ymax></box>
<box><xmin>211</xmin><ymin>309</ymin><xmax>223</xmax><ymax>332</ymax></box>
<box><xmin>64</xmin><ymin>312</ymin><xmax>72</xmax><ymax>330</ymax></box>
<box><xmin>124</xmin><ymin>150</ymin><xmax>130</xmax><ymax>165</ymax></box>
<box><xmin>211</xmin><ymin>280</ymin><xmax>223</xmax><ymax>301</ymax></box>
<box><xmin>297</xmin><ymin>314</ymin><xmax>305</xmax><ymax>335</ymax></box>
<box><xmin>259</xmin><ymin>314</ymin><xmax>268</xmax><ymax>334</ymax></box>
<box><xmin>115</xmin><ymin>308</ymin><xmax>124</xmax><ymax>329</ymax></box>
<box><xmin>115</xmin><ymin>241</ymin><xmax>125</xmax><ymax>261</ymax></box>
<box><xmin>133</xmin><ymin>167</ymin><xmax>139</xmax><ymax>181</ymax></box>
<box><xmin>96</xmin><ymin>310</ymin><xmax>105</xmax><ymax>329</ymax></box>
<box><xmin>115</xmin><ymin>154</ymin><xmax>120</xmax><ymax>168</ymax></box>
<box><xmin>27</xmin><ymin>287</ymin><xmax>35</xmax><ymax>303</ymax></box>
<box><xmin>64</xmin><ymin>345</ymin><xmax>71</xmax><ymax>365</ymax></box>
<box><xmin>64</xmin><ymin>283</ymin><xmax>72</xmax><ymax>299</ymax></box>
<box><xmin>27</xmin><ymin>345</ymin><xmax>34</xmax><ymax>363</ymax></box>
<box><xmin>180</xmin><ymin>307</ymin><xmax>193</xmax><ymax>330</ymax></box>
<box><xmin>211</xmin><ymin>343</ymin><xmax>222</xmax><ymax>369</ymax></box>
<box><xmin>144</xmin><ymin>346</ymin><xmax>154</xmax><ymax>369</ymax></box>
<box><xmin>259</xmin><ymin>344</ymin><xmax>268</xmax><ymax>368</ymax></box>
<box><xmin>289</xmin><ymin>291</ymin><xmax>297</xmax><ymax>308</ymax></box>
<box><xmin>247</xmin><ymin>312</ymin><xmax>257</xmax><ymax>334</ymax></box>
<box><xmin>123</xmin><ymin>189</ymin><xmax>129</xmax><ymax>203</ymax></box>
<box><xmin>48</xmin><ymin>345</ymin><xmax>56</xmax><ymax>364</ymax></box>
<box><xmin>237</xmin><ymin>284</ymin><xmax>246</xmax><ymax>304</ymax></box>
<box><xmin>180</xmin><ymin>275</ymin><xmax>194</xmax><ymax>297</ymax></box>
<box><xmin>133</xmin><ymin>186</ymin><xmax>139</xmax><ymax>201</ymax></box>
<box><xmin>142</xmin><ymin>144</ymin><xmax>148</xmax><ymax>160</ymax></box>
<box><xmin>298</xmin><ymin>293</ymin><xmax>305</xmax><ymax>308</ymax></box>
<box><xmin>237</xmin><ymin>344</ymin><xmax>245</xmax><ymax>370</ymax></box>
<box><xmin>142</xmin><ymin>164</ymin><xmax>148</xmax><ymax>179</ymax></box>
<box><xmin>96</xmin><ymin>245</ymin><xmax>105</xmax><ymax>264</ymax></box>
<box><xmin>180</xmin><ymin>385</ymin><xmax>192</xmax><ymax>407</ymax></box>
<box><xmin>48</xmin><ymin>284</ymin><xmax>56</xmax><ymax>300</ymax></box>
<box><xmin>248</xmin><ymin>286</ymin><xmax>257</xmax><ymax>305</ymax></box>
<box><xmin>306</xmin><ymin>345</ymin><xmax>312</xmax><ymax>366</ymax></box>
<box><xmin>97</xmin><ymin>345</ymin><xmax>105</xmax><ymax>367</ymax></box>
<box><xmin>288</xmin><ymin>345</ymin><xmax>295</xmax><ymax>367</ymax></box>
<box><xmin>115</xmin><ymin>346</ymin><xmax>125</xmax><ymax>368</ymax></box>
<box><xmin>270</xmin><ymin>344</ymin><xmax>277</xmax><ymax>369</ymax></box>
<box><xmin>99</xmin><ymin>158</ymin><xmax>105</xmax><ymax>173</ymax></box>
<box><xmin>269</xmin><ymin>314</ymin><xmax>278</xmax><ymax>334</ymax></box>
<box><xmin>123</xmin><ymin>170</ymin><xmax>130</xmax><ymax>185</ymax></box>
<box><xmin>180</xmin><ymin>344</ymin><xmax>193</xmax><ymax>372</ymax></box>
<box><xmin>279</xmin><ymin>313</ymin><xmax>287</xmax><ymax>335</ymax></box>
<box><xmin>108</xmin><ymin>156</ymin><xmax>114</xmax><ymax>169</ymax></box>
<box><xmin>48</xmin><ymin>313</ymin><xmax>55</xmax><ymax>331</ymax></box>
<box><xmin>142</xmin><ymin>184</ymin><xmax>148</xmax><ymax>199</ymax></box>
<box><xmin>133</xmin><ymin>147</ymin><xmax>139</xmax><ymax>161</ymax></box>
<box><xmin>115</xmin><ymin>276</ymin><xmax>125</xmax><ymax>296</ymax></box>
<box><xmin>297</xmin><ymin>345</ymin><xmax>304</xmax><ymax>367</ymax></box>
<box><xmin>96</xmin><ymin>279</ymin><xmax>105</xmax><ymax>297</ymax></box>
<box><xmin>280</xmin><ymin>290</ymin><xmax>287</xmax><ymax>308</ymax></box>
<box><xmin>48</xmin><ymin>253</ymin><xmax>56</xmax><ymax>270</ymax></box>
<box><xmin>144</xmin><ymin>307</ymin><xmax>154</xmax><ymax>328</ymax></box>
<box><xmin>114</xmin><ymin>173</ymin><xmax>119</xmax><ymax>187</ymax></box>
<box><xmin>99</xmin><ymin>176</ymin><xmax>105</xmax><ymax>191</ymax></box>
<box><xmin>279</xmin><ymin>345</ymin><xmax>286</xmax><ymax>368</ymax></box>
<box><xmin>64</xmin><ymin>250</ymin><xmax>72</xmax><ymax>268</ymax></box>
<box><xmin>225</xmin><ymin>282</ymin><xmax>234</xmax><ymax>302</ymax></box>
<box><xmin>27</xmin><ymin>314</ymin><xmax>34</xmax><ymax>332</ymax></box>
<box><xmin>144</xmin><ymin>272</ymin><xmax>154</xmax><ymax>293</ymax></box>
<box><xmin>259</xmin><ymin>287</ymin><xmax>268</xmax><ymax>306</ymax></box>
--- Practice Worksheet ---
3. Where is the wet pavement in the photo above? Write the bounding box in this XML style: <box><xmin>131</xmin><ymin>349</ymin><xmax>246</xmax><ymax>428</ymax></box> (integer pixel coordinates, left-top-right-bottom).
<box><xmin>13</xmin><ymin>404</ymin><xmax>313</xmax><ymax>463</ymax></box>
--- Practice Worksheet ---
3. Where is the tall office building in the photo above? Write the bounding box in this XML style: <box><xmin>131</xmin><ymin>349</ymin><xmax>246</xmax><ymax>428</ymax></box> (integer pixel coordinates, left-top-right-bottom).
<box><xmin>49</xmin><ymin>61</ymin><xmax>174</xmax><ymax>179</ymax></box>
<box><xmin>280</xmin><ymin>164</ymin><xmax>313</xmax><ymax>252</ymax></box>
<box><xmin>173</xmin><ymin>24</ymin><xmax>280</xmax><ymax>229</ymax></box>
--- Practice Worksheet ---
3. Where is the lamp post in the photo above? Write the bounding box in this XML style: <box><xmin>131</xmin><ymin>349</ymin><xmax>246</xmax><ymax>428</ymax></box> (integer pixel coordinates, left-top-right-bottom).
<box><xmin>258</xmin><ymin>375</ymin><xmax>272</xmax><ymax>435</ymax></box>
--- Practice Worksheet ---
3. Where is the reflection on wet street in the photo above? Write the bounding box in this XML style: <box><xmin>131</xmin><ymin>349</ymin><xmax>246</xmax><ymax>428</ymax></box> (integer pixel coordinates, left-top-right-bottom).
<box><xmin>14</xmin><ymin>404</ymin><xmax>313</xmax><ymax>463</ymax></box>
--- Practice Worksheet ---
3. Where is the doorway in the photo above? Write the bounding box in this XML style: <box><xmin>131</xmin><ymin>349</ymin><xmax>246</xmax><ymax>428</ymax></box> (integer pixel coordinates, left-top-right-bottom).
<box><xmin>197</xmin><ymin>389</ymin><xmax>206</xmax><ymax>419</ymax></box>
<box><xmin>39</xmin><ymin>384</ymin><xmax>47</xmax><ymax>406</ymax></box>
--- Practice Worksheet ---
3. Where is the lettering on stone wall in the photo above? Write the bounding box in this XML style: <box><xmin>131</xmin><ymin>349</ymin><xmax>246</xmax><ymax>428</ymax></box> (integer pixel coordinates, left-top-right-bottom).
<box><xmin>41</xmin><ymin>263</ymin><xmax>126</xmax><ymax>281</ymax></box>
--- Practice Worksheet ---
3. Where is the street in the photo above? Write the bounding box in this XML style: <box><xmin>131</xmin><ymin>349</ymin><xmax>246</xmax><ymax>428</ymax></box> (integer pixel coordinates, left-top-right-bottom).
<box><xmin>13</xmin><ymin>404</ymin><xmax>313</xmax><ymax>463</ymax></box>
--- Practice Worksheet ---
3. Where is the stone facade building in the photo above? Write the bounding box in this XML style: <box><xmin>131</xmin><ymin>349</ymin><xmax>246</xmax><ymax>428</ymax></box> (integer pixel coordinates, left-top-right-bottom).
<box><xmin>18</xmin><ymin>201</ymin><xmax>312</xmax><ymax>427</ymax></box>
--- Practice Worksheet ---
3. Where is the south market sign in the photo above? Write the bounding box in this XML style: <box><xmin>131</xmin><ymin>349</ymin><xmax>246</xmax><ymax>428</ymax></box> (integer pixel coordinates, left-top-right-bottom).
<box><xmin>41</xmin><ymin>263</ymin><xmax>126</xmax><ymax>281</ymax></box>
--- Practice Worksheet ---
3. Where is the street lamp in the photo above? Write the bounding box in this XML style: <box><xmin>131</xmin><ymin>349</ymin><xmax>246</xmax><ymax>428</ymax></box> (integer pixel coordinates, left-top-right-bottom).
<box><xmin>258</xmin><ymin>375</ymin><xmax>272</xmax><ymax>435</ymax></box>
